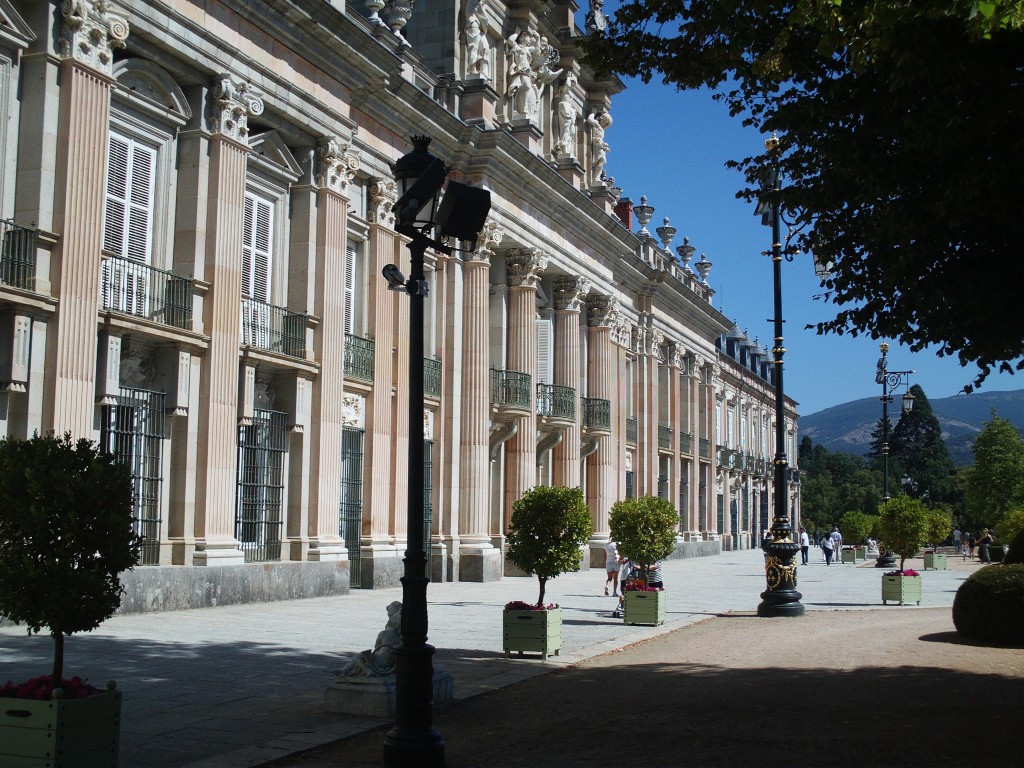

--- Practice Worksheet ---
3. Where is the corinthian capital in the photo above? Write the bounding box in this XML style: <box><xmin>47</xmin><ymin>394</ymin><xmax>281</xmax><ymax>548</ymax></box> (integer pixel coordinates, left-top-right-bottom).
<box><xmin>466</xmin><ymin>220</ymin><xmax>503</xmax><ymax>264</ymax></box>
<box><xmin>211</xmin><ymin>75</ymin><xmax>264</xmax><ymax>144</ymax></box>
<box><xmin>586</xmin><ymin>295</ymin><xmax>618</xmax><ymax>327</ymax></box>
<box><xmin>60</xmin><ymin>0</ymin><xmax>129</xmax><ymax>75</ymax></box>
<box><xmin>506</xmin><ymin>247</ymin><xmax>548</xmax><ymax>288</ymax></box>
<box><xmin>316</xmin><ymin>137</ymin><xmax>360</xmax><ymax>195</ymax></box>
<box><xmin>553</xmin><ymin>276</ymin><xmax>591</xmax><ymax>312</ymax></box>
<box><xmin>368</xmin><ymin>178</ymin><xmax>398</xmax><ymax>227</ymax></box>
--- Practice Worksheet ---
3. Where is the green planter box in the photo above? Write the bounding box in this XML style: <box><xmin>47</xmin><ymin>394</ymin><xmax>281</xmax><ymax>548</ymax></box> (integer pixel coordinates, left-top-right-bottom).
<box><xmin>882</xmin><ymin>574</ymin><xmax>922</xmax><ymax>606</ymax></box>
<box><xmin>923</xmin><ymin>552</ymin><xmax>948</xmax><ymax>570</ymax></box>
<box><xmin>841</xmin><ymin>548</ymin><xmax>857</xmax><ymax>564</ymax></box>
<box><xmin>0</xmin><ymin>687</ymin><xmax>121</xmax><ymax>767</ymax></box>
<box><xmin>856</xmin><ymin>546</ymin><xmax>868</xmax><ymax>561</ymax></box>
<box><xmin>503</xmin><ymin>607</ymin><xmax>562</xmax><ymax>658</ymax></box>
<box><xmin>623</xmin><ymin>590</ymin><xmax>666</xmax><ymax>626</ymax></box>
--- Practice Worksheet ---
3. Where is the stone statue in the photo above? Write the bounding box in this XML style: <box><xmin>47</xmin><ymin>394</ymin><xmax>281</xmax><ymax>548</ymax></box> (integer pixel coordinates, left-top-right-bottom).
<box><xmin>464</xmin><ymin>6</ymin><xmax>490</xmax><ymax>81</ymax></box>
<box><xmin>505</xmin><ymin>26</ymin><xmax>563</xmax><ymax>122</ymax></box>
<box><xmin>586</xmin><ymin>109</ymin><xmax>612</xmax><ymax>185</ymax></box>
<box><xmin>586</xmin><ymin>0</ymin><xmax>608</xmax><ymax>35</ymax></box>
<box><xmin>554</xmin><ymin>77</ymin><xmax>577</xmax><ymax>156</ymax></box>
<box><xmin>335</xmin><ymin>601</ymin><xmax>402</xmax><ymax>677</ymax></box>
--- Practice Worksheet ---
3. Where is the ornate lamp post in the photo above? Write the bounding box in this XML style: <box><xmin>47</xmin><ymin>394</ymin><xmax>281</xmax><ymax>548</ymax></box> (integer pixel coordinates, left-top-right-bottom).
<box><xmin>874</xmin><ymin>342</ymin><xmax>914</xmax><ymax>568</ymax></box>
<box><xmin>382</xmin><ymin>137</ymin><xmax>490</xmax><ymax>768</ymax></box>
<box><xmin>754</xmin><ymin>136</ymin><xmax>804</xmax><ymax>617</ymax></box>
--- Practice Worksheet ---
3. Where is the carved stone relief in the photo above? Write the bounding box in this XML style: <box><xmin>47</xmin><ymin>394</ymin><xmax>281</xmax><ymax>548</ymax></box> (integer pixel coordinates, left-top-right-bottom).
<box><xmin>317</xmin><ymin>137</ymin><xmax>360</xmax><ymax>195</ymax></box>
<box><xmin>60</xmin><ymin>0</ymin><xmax>129</xmax><ymax>75</ymax></box>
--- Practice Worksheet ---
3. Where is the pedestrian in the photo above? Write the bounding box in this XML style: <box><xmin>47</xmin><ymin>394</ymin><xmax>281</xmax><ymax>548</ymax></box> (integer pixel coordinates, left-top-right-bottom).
<box><xmin>822</xmin><ymin>531</ymin><xmax>834</xmax><ymax>565</ymax></box>
<box><xmin>646</xmin><ymin>560</ymin><xmax>664</xmax><ymax>589</ymax></box>
<box><xmin>830</xmin><ymin>525</ymin><xmax>843</xmax><ymax>556</ymax></box>
<box><xmin>977</xmin><ymin>529</ymin><xmax>994</xmax><ymax>563</ymax></box>
<box><xmin>966</xmin><ymin>531</ymin><xmax>976</xmax><ymax>560</ymax></box>
<box><xmin>799</xmin><ymin>527</ymin><xmax>809</xmax><ymax>565</ymax></box>
<box><xmin>952</xmin><ymin>526</ymin><xmax>962</xmax><ymax>555</ymax></box>
<box><xmin>604</xmin><ymin>539</ymin><xmax>619</xmax><ymax>596</ymax></box>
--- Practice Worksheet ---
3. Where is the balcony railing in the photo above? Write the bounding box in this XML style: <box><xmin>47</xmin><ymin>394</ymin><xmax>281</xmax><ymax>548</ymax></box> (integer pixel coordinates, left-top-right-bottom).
<box><xmin>536</xmin><ymin>383</ymin><xmax>575</xmax><ymax>420</ymax></box>
<box><xmin>100</xmin><ymin>255</ymin><xmax>193</xmax><ymax>330</ymax></box>
<box><xmin>344</xmin><ymin>334</ymin><xmax>375</xmax><ymax>382</ymax></box>
<box><xmin>0</xmin><ymin>220</ymin><xmax>37</xmax><ymax>291</ymax></box>
<box><xmin>424</xmin><ymin>357</ymin><xmax>441</xmax><ymax>398</ymax></box>
<box><xmin>240</xmin><ymin>297</ymin><xmax>306</xmax><ymax>358</ymax></box>
<box><xmin>582</xmin><ymin>397</ymin><xmax>611</xmax><ymax>431</ymax></box>
<box><xmin>626</xmin><ymin>418</ymin><xmax>638</xmax><ymax>445</ymax></box>
<box><xmin>491</xmin><ymin>369</ymin><xmax>531</xmax><ymax>409</ymax></box>
<box><xmin>658</xmin><ymin>425</ymin><xmax>673</xmax><ymax>450</ymax></box>
<box><xmin>679</xmin><ymin>432</ymin><xmax>692</xmax><ymax>455</ymax></box>
<box><xmin>699</xmin><ymin>437</ymin><xmax>711</xmax><ymax>459</ymax></box>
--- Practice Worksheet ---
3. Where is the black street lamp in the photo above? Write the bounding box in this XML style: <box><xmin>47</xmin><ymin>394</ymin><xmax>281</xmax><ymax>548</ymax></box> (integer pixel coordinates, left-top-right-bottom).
<box><xmin>754</xmin><ymin>136</ymin><xmax>804</xmax><ymax>618</ymax></box>
<box><xmin>874</xmin><ymin>341</ymin><xmax>914</xmax><ymax>568</ymax></box>
<box><xmin>382</xmin><ymin>136</ymin><xmax>490</xmax><ymax>768</ymax></box>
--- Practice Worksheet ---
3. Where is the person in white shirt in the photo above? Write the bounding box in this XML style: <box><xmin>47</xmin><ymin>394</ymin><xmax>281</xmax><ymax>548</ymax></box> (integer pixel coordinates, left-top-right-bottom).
<box><xmin>799</xmin><ymin>527</ymin><xmax>810</xmax><ymax>565</ymax></box>
<box><xmin>604</xmin><ymin>539</ymin><xmax>620</xmax><ymax>596</ymax></box>
<box><xmin>822</xmin><ymin>531</ymin><xmax>835</xmax><ymax>565</ymax></box>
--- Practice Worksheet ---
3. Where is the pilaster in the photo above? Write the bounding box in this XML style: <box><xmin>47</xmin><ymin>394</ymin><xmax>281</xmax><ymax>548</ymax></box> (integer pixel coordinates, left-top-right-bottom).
<box><xmin>585</xmin><ymin>295</ymin><xmax>617</xmax><ymax>563</ymax></box>
<box><xmin>552</xmin><ymin>276</ymin><xmax>589</xmax><ymax>488</ymax></box>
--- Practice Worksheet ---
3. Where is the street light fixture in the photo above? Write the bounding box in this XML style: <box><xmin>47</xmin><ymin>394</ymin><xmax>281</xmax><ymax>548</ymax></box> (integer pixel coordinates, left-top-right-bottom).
<box><xmin>754</xmin><ymin>136</ymin><xmax>804</xmax><ymax>618</ymax></box>
<box><xmin>874</xmin><ymin>341</ymin><xmax>914</xmax><ymax>568</ymax></box>
<box><xmin>382</xmin><ymin>136</ymin><xmax>490</xmax><ymax>768</ymax></box>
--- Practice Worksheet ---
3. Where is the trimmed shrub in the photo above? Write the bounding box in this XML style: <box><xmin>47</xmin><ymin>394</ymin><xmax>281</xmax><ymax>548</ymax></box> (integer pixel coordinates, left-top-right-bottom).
<box><xmin>952</xmin><ymin>564</ymin><xmax>1024</xmax><ymax>645</ymax></box>
<box><xmin>609</xmin><ymin>495</ymin><xmax>678</xmax><ymax>584</ymax></box>
<box><xmin>1004</xmin><ymin>530</ymin><xmax>1024</xmax><ymax>565</ymax></box>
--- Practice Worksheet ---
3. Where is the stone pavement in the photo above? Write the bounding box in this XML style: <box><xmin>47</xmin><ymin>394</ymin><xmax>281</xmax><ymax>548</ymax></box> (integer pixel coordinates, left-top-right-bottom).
<box><xmin>0</xmin><ymin>547</ymin><xmax>981</xmax><ymax>767</ymax></box>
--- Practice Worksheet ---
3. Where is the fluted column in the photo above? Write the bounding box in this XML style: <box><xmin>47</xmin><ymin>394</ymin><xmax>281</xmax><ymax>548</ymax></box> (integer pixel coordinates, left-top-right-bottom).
<box><xmin>552</xmin><ymin>276</ymin><xmax>589</xmax><ymax>488</ymax></box>
<box><xmin>585</xmin><ymin>295</ymin><xmax>617</xmax><ymax>561</ymax></box>
<box><xmin>705</xmin><ymin>364</ymin><xmax>719</xmax><ymax>536</ymax></box>
<box><xmin>669</xmin><ymin>344</ymin><xmax>685</xmax><ymax>535</ymax></box>
<box><xmin>458</xmin><ymin>225</ymin><xmax>502</xmax><ymax>581</ymax></box>
<box><xmin>192</xmin><ymin>76</ymin><xmax>263</xmax><ymax>565</ymax></box>
<box><xmin>686</xmin><ymin>358</ymin><xmax>701</xmax><ymax>537</ymax></box>
<box><xmin>307</xmin><ymin>138</ymin><xmax>359</xmax><ymax>561</ymax></box>
<box><xmin>503</xmin><ymin>248</ymin><xmax>547</xmax><ymax>531</ymax></box>
<box><xmin>44</xmin><ymin>4</ymin><xmax>128</xmax><ymax>437</ymax></box>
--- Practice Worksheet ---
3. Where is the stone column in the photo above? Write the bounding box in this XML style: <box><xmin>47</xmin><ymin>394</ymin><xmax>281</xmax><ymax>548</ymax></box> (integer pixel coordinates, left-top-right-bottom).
<box><xmin>306</xmin><ymin>138</ymin><xmax>359</xmax><ymax>561</ymax></box>
<box><xmin>706</xmin><ymin>363</ymin><xmax>720</xmax><ymax>537</ymax></box>
<box><xmin>192</xmin><ymin>75</ymin><xmax>263</xmax><ymax>566</ymax></box>
<box><xmin>686</xmin><ymin>357</ymin><xmax>701</xmax><ymax>537</ymax></box>
<box><xmin>585</xmin><ymin>295</ymin><xmax>617</xmax><ymax>563</ymax></box>
<box><xmin>361</xmin><ymin>179</ymin><xmax>404</xmax><ymax>587</ymax></box>
<box><xmin>437</xmin><ymin>249</ymin><xmax>463</xmax><ymax>581</ymax></box>
<box><xmin>669</xmin><ymin>344</ymin><xmax>685</xmax><ymax>536</ymax></box>
<box><xmin>43</xmin><ymin>4</ymin><xmax>128</xmax><ymax>437</ymax></box>
<box><xmin>552</xmin><ymin>276</ymin><xmax>589</xmax><ymax>488</ymax></box>
<box><xmin>458</xmin><ymin>225</ymin><xmax>503</xmax><ymax>581</ymax></box>
<box><xmin>503</xmin><ymin>248</ymin><xmax>546</xmax><ymax>532</ymax></box>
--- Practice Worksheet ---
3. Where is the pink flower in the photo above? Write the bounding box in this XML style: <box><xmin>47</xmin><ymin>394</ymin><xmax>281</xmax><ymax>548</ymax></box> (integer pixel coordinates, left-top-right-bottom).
<box><xmin>0</xmin><ymin>674</ymin><xmax>101</xmax><ymax>701</ymax></box>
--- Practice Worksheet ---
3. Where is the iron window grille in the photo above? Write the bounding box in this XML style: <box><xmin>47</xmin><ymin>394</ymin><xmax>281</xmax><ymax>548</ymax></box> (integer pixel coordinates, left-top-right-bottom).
<box><xmin>236</xmin><ymin>408</ymin><xmax>287</xmax><ymax>563</ymax></box>
<box><xmin>340</xmin><ymin>426</ymin><xmax>365</xmax><ymax>587</ymax></box>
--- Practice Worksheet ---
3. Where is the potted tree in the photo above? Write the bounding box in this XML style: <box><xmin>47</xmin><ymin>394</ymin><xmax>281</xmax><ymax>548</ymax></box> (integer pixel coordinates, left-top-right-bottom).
<box><xmin>0</xmin><ymin>433</ymin><xmax>141</xmax><ymax>766</ymax></box>
<box><xmin>839</xmin><ymin>510</ymin><xmax>872</xmax><ymax>563</ymax></box>
<box><xmin>504</xmin><ymin>485</ymin><xmax>592</xmax><ymax>658</ymax></box>
<box><xmin>609</xmin><ymin>495</ymin><xmax>678</xmax><ymax>626</ymax></box>
<box><xmin>878</xmin><ymin>496</ymin><xmax>930</xmax><ymax>606</ymax></box>
<box><xmin>923</xmin><ymin>508</ymin><xmax>953</xmax><ymax>570</ymax></box>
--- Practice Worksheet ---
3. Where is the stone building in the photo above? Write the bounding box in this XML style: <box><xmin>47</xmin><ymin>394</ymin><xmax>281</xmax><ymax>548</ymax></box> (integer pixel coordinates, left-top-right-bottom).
<box><xmin>0</xmin><ymin>0</ymin><xmax>798</xmax><ymax>610</ymax></box>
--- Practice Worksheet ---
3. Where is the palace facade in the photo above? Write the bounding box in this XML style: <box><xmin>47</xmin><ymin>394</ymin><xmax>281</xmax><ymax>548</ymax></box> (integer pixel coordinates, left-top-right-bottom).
<box><xmin>0</xmin><ymin>0</ymin><xmax>799</xmax><ymax>610</ymax></box>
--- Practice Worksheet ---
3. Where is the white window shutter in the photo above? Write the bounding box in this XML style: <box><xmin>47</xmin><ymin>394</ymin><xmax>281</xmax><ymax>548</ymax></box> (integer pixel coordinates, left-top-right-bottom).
<box><xmin>536</xmin><ymin>314</ymin><xmax>551</xmax><ymax>384</ymax></box>
<box><xmin>103</xmin><ymin>134</ymin><xmax>129</xmax><ymax>256</ymax></box>
<box><xmin>241</xmin><ymin>191</ymin><xmax>274</xmax><ymax>349</ymax></box>
<box><xmin>344</xmin><ymin>244</ymin><xmax>356</xmax><ymax>336</ymax></box>
<box><xmin>242</xmin><ymin>194</ymin><xmax>255</xmax><ymax>297</ymax></box>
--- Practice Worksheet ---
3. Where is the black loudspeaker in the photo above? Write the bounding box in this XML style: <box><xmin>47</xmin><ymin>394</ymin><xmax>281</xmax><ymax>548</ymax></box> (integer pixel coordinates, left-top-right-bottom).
<box><xmin>436</xmin><ymin>181</ymin><xmax>492</xmax><ymax>246</ymax></box>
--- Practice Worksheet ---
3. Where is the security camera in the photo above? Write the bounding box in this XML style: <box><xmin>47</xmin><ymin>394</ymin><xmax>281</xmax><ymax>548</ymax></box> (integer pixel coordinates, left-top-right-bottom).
<box><xmin>382</xmin><ymin>264</ymin><xmax>407</xmax><ymax>291</ymax></box>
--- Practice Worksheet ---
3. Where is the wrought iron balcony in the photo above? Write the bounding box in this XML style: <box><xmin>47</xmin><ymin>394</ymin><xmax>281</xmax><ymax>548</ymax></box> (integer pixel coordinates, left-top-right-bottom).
<box><xmin>626</xmin><ymin>417</ymin><xmax>638</xmax><ymax>446</ymax></box>
<box><xmin>536</xmin><ymin>383</ymin><xmax>575</xmax><ymax>420</ymax></box>
<box><xmin>424</xmin><ymin>357</ymin><xmax>441</xmax><ymax>398</ymax></box>
<box><xmin>491</xmin><ymin>369</ymin><xmax>531</xmax><ymax>409</ymax></box>
<box><xmin>699</xmin><ymin>437</ymin><xmax>710</xmax><ymax>459</ymax></box>
<box><xmin>0</xmin><ymin>219</ymin><xmax>37</xmax><ymax>291</ymax></box>
<box><xmin>679</xmin><ymin>432</ymin><xmax>693</xmax><ymax>455</ymax></box>
<box><xmin>100</xmin><ymin>254</ymin><xmax>193</xmax><ymax>330</ymax></box>
<box><xmin>240</xmin><ymin>296</ymin><xmax>306</xmax><ymax>358</ymax></box>
<box><xmin>582</xmin><ymin>397</ymin><xmax>611</xmax><ymax>431</ymax></box>
<box><xmin>658</xmin><ymin>425</ymin><xmax>673</xmax><ymax>450</ymax></box>
<box><xmin>344</xmin><ymin>334</ymin><xmax>375</xmax><ymax>382</ymax></box>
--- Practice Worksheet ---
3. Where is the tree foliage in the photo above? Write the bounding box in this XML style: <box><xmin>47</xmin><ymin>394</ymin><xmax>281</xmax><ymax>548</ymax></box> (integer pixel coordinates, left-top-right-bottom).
<box><xmin>926</xmin><ymin>507</ymin><xmax>953</xmax><ymax>547</ymax></box>
<box><xmin>962</xmin><ymin>410</ymin><xmax>1024</xmax><ymax>526</ymax></box>
<box><xmin>583</xmin><ymin>1</ymin><xmax>1024</xmax><ymax>389</ymax></box>
<box><xmin>878</xmin><ymin>496</ymin><xmax>931</xmax><ymax>572</ymax></box>
<box><xmin>839</xmin><ymin>510</ymin><xmax>872</xmax><ymax>544</ymax></box>
<box><xmin>890</xmin><ymin>385</ymin><xmax>956</xmax><ymax>503</ymax></box>
<box><xmin>506</xmin><ymin>485</ymin><xmax>593</xmax><ymax>606</ymax></box>
<box><xmin>798</xmin><ymin>438</ymin><xmax>882</xmax><ymax>532</ymax></box>
<box><xmin>609</xmin><ymin>495</ymin><xmax>679</xmax><ymax>583</ymax></box>
<box><xmin>0</xmin><ymin>433</ymin><xmax>141</xmax><ymax>683</ymax></box>
<box><xmin>997</xmin><ymin>507</ymin><xmax>1024</xmax><ymax>545</ymax></box>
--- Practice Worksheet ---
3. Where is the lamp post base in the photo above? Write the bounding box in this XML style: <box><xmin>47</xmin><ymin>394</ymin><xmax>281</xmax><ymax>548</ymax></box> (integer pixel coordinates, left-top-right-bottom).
<box><xmin>756</xmin><ymin>539</ymin><xmax>805</xmax><ymax>617</ymax></box>
<box><xmin>383</xmin><ymin>643</ymin><xmax>444</xmax><ymax>768</ymax></box>
<box><xmin>757</xmin><ymin>588</ymin><xmax>806</xmax><ymax>617</ymax></box>
<box><xmin>875</xmin><ymin>552</ymin><xmax>898</xmax><ymax>568</ymax></box>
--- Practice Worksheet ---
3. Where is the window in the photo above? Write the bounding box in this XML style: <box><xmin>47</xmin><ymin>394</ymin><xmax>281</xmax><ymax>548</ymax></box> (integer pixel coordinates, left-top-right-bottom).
<box><xmin>340</xmin><ymin>426</ymin><xmax>365</xmax><ymax>587</ymax></box>
<box><xmin>344</xmin><ymin>244</ymin><xmax>357</xmax><ymax>336</ymax></box>
<box><xmin>240</xmin><ymin>191</ymin><xmax>274</xmax><ymax>348</ymax></box>
<box><xmin>236</xmin><ymin>408</ymin><xmax>287</xmax><ymax>563</ymax></box>
<box><xmin>536</xmin><ymin>313</ymin><xmax>552</xmax><ymax>384</ymax></box>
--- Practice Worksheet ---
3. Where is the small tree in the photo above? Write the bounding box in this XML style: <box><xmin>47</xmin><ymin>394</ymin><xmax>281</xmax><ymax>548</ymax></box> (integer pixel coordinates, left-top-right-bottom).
<box><xmin>506</xmin><ymin>485</ymin><xmax>592</xmax><ymax>606</ymax></box>
<box><xmin>0</xmin><ymin>433</ymin><xmax>141</xmax><ymax>684</ymax></box>
<box><xmin>878</xmin><ymin>496</ymin><xmax>931</xmax><ymax>572</ymax></box>
<box><xmin>609</xmin><ymin>496</ymin><xmax>678</xmax><ymax>584</ymax></box>
<box><xmin>839</xmin><ymin>510</ymin><xmax>872</xmax><ymax>545</ymax></box>
<box><xmin>997</xmin><ymin>507</ymin><xmax>1024</xmax><ymax>546</ymax></box>
<box><xmin>926</xmin><ymin>508</ymin><xmax>953</xmax><ymax>549</ymax></box>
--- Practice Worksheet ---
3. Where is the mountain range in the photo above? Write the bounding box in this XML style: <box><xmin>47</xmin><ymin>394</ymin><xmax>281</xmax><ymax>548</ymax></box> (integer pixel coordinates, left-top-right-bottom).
<box><xmin>798</xmin><ymin>388</ymin><xmax>1024</xmax><ymax>466</ymax></box>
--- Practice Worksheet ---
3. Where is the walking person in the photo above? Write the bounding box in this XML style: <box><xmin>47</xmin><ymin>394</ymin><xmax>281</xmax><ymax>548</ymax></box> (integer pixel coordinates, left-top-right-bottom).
<box><xmin>977</xmin><ymin>529</ymin><xmax>994</xmax><ymax>563</ymax></box>
<box><xmin>822</xmin><ymin>531</ymin><xmax>835</xmax><ymax>565</ymax></box>
<box><xmin>604</xmin><ymin>539</ymin><xmax>620</xmax><ymax>595</ymax></box>
<box><xmin>966</xmin><ymin>531</ymin><xmax>976</xmax><ymax>560</ymax></box>
<box><xmin>799</xmin><ymin>527</ymin><xmax>809</xmax><ymax>565</ymax></box>
<box><xmin>952</xmin><ymin>526</ymin><xmax>962</xmax><ymax>555</ymax></box>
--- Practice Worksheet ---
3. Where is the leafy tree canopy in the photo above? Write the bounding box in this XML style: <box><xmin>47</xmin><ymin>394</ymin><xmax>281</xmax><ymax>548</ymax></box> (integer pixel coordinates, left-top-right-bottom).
<box><xmin>878</xmin><ymin>496</ymin><xmax>931</xmax><ymax>572</ymax></box>
<box><xmin>890</xmin><ymin>385</ymin><xmax>956</xmax><ymax>502</ymax></box>
<box><xmin>609</xmin><ymin>495</ymin><xmax>679</xmax><ymax>582</ymax></box>
<box><xmin>583</xmin><ymin>1</ymin><xmax>1024</xmax><ymax>389</ymax></box>
<box><xmin>962</xmin><ymin>410</ymin><xmax>1024</xmax><ymax>526</ymax></box>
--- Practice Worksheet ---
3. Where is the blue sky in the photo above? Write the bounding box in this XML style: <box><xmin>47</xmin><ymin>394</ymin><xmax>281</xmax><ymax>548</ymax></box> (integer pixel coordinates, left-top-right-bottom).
<box><xmin>602</xmin><ymin>77</ymin><xmax>1021</xmax><ymax>416</ymax></box>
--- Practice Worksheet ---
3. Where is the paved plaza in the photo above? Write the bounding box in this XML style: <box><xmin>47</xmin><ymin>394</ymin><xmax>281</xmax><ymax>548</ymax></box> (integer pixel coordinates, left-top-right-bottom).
<box><xmin>0</xmin><ymin>548</ymin><xmax>979</xmax><ymax>767</ymax></box>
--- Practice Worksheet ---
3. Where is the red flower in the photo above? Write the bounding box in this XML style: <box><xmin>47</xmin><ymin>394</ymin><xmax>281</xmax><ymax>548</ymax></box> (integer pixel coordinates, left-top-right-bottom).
<box><xmin>0</xmin><ymin>674</ymin><xmax>101</xmax><ymax>700</ymax></box>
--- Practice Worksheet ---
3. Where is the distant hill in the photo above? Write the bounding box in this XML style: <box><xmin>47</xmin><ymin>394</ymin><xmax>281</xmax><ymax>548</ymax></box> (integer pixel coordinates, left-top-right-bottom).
<box><xmin>799</xmin><ymin>388</ymin><xmax>1024</xmax><ymax>466</ymax></box>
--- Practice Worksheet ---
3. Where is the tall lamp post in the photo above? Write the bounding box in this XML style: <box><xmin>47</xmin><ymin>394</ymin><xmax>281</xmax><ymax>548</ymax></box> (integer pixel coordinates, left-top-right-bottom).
<box><xmin>874</xmin><ymin>342</ymin><xmax>914</xmax><ymax>568</ymax></box>
<box><xmin>754</xmin><ymin>137</ymin><xmax>804</xmax><ymax>617</ymax></box>
<box><xmin>382</xmin><ymin>137</ymin><xmax>490</xmax><ymax>768</ymax></box>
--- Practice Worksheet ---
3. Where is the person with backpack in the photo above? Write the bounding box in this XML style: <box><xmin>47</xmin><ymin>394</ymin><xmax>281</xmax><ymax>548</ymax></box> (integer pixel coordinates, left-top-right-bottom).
<box><xmin>822</xmin><ymin>531</ymin><xmax>835</xmax><ymax>565</ymax></box>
